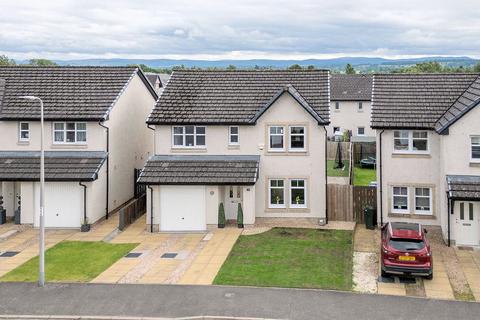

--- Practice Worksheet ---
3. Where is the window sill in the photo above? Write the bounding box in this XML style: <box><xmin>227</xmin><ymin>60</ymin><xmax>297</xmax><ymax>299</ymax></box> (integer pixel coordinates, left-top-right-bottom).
<box><xmin>228</xmin><ymin>144</ymin><xmax>240</xmax><ymax>150</ymax></box>
<box><xmin>17</xmin><ymin>141</ymin><xmax>30</xmax><ymax>146</ymax></box>
<box><xmin>470</xmin><ymin>161</ymin><xmax>480</xmax><ymax>167</ymax></box>
<box><xmin>388</xmin><ymin>212</ymin><xmax>436</xmax><ymax>219</ymax></box>
<box><xmin>265</xmin><ymin>207</ymin><xmax>310</xmax><ymax>213</ymax></box>
<box><xmin>392</xmin><ymin>152</ymin><xmax>431</xmax><ymax>159</ymax></box>
<box><xmin>51</xmin><ymin>143</ymin><xmax>88</xmax><ymax>149</ymax></box>
<box><xmin>171</xmin><ymin>147</ymin><xmax>207</xmax><ymax>153</ymax></box>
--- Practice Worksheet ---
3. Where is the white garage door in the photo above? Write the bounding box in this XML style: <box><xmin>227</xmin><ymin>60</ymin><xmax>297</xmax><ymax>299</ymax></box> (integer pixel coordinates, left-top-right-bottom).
<box><xmin>160</xmin><ymin>186</ymin><xmax>206</xmax><ymax>231</ymax></box>
<box><xmin>34</xmin><ymin>182</ymin><xmax>82</xmax><ymax>228</ymax></box>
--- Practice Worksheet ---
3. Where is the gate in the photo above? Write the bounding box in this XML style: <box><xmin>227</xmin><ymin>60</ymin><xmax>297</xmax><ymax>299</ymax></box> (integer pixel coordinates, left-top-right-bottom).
<box><xmin>327</xmin><ymin>184</ymin><xmax>377</xmax><ymax>223</ymax></box>
<box><xmin>134</xmin><ymin>168</ymin><xmax>146</xmax><ymax>198</ymax></box>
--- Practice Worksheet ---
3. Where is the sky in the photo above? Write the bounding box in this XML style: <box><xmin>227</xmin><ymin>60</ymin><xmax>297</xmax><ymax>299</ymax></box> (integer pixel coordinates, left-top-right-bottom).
<box><xmin>1</xmin><ymin>0</ymin><xmax>480</xmax><ymax>61</ymax></box>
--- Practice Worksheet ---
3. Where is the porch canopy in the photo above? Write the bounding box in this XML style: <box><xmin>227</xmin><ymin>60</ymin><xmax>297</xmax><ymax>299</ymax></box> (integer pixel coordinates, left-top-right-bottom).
<box><xmin>447</xmin><ymin>175</ymin><xmax>480</xmax><ymax>200</ymax></box>
<box><xmin>137</xmin><ymin>155</ymin><xmax>260</xmax><ymax>185</ymax></box>
<box><xmin>0</xmin><ymin>151</ymin><xmax>107</xmax><ymax>181</ymax></box>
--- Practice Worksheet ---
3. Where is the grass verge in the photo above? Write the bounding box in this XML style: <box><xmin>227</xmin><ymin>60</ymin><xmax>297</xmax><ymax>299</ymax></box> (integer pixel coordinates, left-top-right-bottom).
<box><xmin>353</xmin><ymin>166</ymin><xmax>376</xmax><ymax>186</ymax></box>
<box><xmin>327</xmin><ymin>160</ymin><xmax>350</xmax><ymax>177</ymax></box>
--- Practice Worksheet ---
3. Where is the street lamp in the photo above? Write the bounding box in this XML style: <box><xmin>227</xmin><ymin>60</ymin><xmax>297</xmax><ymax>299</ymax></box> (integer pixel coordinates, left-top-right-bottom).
<box><xmin>19</xmin><ymin>95</ymin><xmax>45</xmax><ymax>287</ymax></box>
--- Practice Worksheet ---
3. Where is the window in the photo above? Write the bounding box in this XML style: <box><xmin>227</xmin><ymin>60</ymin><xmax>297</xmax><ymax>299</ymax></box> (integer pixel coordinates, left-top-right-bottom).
<box><xmin>53</xmin><ymin>122</ymin><xmax>87</xmax><ymax>143</ymax></box>
<box><xmin>393</xmin><ymin>130</ymin><xmax>428</xmax><ymax>153</ymax></box>
<box><xmin>392</xmin><ymin>187</ymin><xmax>409</xmax><ymax>213</ymax></box>
<box><xmin>335</xmin><ymin>102</ymin><xmax>340</xmax><ymax>110</ymax></box>
<box><xmin>358</xmin><ymin>102</ymin><xmax>363</xmax><ymax>111</ymax></box>
<box><xmin>19</xmin><ymin>122</ymin><xmax>29</xmax><ymax>142</ymax></box>
<box><xmin>289</xmin><ymin>126</ymin><xmax>305</xmax><ymax>151</ymax></box>
<box><xmin>290</xmin><ymin>179</ymin><xmax>306</xmax><ymax>208</ymax></box>
<box><xmin>415</xmin><ymin>188</ymin><xmax>431</xmax><ymax>214</ymax></box>
<box><xmin>172</xmin><ymin>126</ymin><xmax>206</xmax><ymax>148</ymax></box>
<box><xmin>333</xmin><ymin>127</ymin><xmax>340</xmax><ymax>134</ymax></box>
<box><xmin>471</xmin><ymin>136</ymin><xmax>480</xmax><ymax>161</ymax></box>
<box><xmin>229</xmin><ymin>126</ymin><xmax>239</xmax><ymax>145</ymax></box>
<box><xmin>269</xmin><ymin>179</ymin><xmax>285</xmax><ymax>208</ymax></box>
<box><xmin>357</xmin><ymin>127</ymin><xmax>365</xmax><ymax>136</ymax></box>
<box><xmin>269</xmin><ymin>126</ymin><xmax>285</xmax><ymax>151</ymax></box>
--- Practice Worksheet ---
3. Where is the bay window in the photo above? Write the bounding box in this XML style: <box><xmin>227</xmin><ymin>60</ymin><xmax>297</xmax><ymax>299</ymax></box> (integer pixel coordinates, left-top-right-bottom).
<box><xmin>289</xmin><ymin>126</ymin><xmax>305</xmax><ymax>151</ymax></box>
<box><xmin>53</xmin><ymin>122</ymin><xmax>87</xmax><ymax>143</ymax></box>
<box><xmin>392</xmin><ymin>186</ymin><xmax>409</xmax><ymax>213</ymax></box>
<box><xmin>172</xmin><ymin>126</ymin><xmax>206</xmax><ymax>148</ymax></box>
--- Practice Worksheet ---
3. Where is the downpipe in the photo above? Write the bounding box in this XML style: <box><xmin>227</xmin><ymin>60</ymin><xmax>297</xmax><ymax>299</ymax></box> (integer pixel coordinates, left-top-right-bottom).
<box><xmin>147</xmin><ymin>185</ymin><xmax>154</xmax><ymax>233</ymax></box>
<box><xmin>98</xmin><ymin>121</ymin><xmax>110</xmax><ymax>219</ymax></box>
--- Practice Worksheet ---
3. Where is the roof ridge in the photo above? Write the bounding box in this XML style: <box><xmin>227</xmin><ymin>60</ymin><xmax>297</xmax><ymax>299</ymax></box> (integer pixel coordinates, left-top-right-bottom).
<box><xmin>171</xmin><ymin>69</ymin><xmax>329</xmax><ymax>72</ymax></box>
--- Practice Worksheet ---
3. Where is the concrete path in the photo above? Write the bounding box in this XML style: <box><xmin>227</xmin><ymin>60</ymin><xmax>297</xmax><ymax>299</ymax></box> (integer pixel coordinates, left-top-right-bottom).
<box><xmin>0</xmin><ymin>283</ymin><xmax>479</xmax><ymax>320</ymax></box>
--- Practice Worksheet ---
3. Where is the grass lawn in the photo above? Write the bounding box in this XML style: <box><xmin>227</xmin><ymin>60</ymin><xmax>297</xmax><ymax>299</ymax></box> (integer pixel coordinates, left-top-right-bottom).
<box><xmin>0</xmin><ymin>241</ymin><xmax>137</xmax><ymax>282</ymax></box>
<box><xmin>327</xmin><ymin>160</ymin><xmax>350</xmax><ymax>177</ymax></box>
<box><xmin>213</xmin><ymin>228</ymin><xmax>353</xmax><ymax>290</ymax></box>
<box><xmin>353</xmin><ymin>166</ymin><xmax>376</xmax><ymax>186</ymax></box>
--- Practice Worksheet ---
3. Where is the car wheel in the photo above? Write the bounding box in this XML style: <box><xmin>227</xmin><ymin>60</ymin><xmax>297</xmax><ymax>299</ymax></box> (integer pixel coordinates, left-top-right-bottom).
<box><xmin>381</xmin><ymin>269</ymin><xmax>389</xmax><ymax>278</ymax></box>
<box><xmin>426</xmin><ymin>273</ymin><xmax>433</xmax><ymax>280</ymax></box>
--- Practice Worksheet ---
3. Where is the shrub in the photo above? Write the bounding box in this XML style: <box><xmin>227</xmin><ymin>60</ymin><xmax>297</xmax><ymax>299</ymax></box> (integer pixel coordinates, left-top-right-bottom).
<box><xmin>237</xmin><ymin>203</ymin><xmax>244</xmax><ymax>228</ymax></box>
<box><xmin>218</xmin><ymin>203</ymin><xmax>226</xmax><ymax>227</ymax></box>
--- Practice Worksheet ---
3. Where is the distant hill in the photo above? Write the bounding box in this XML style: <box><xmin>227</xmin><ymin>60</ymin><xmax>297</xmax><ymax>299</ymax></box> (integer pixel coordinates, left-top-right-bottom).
<box><xmin>43</xmin><ymin>56</ymin><xmax>479</xmax><ymax>72</ymax></box>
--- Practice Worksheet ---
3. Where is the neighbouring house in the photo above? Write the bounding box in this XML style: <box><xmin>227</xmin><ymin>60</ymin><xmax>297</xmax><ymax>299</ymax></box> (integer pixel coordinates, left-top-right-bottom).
<box><xmin>138</xmin><ymin>70</ymin><xmax>330</xmax><ymax>232</ymax></box>
<box><xmin>372</xmin><ymin>73</ymin><xmax>480</xmax><ymax>247</ymax></box>
<box><xmin>0</xmin><ymin>66</ymin><xmax>157</xmax><ymax>229</ymax></box>
<box><xmin>145</xmin><ymin>72</ymin><xmax>164</xmax><ymax>95</ymax></box>
<box><xmin>329</xmin><ymin>74</ymin><xmax>374</xmax><ymax>141</ymax></box>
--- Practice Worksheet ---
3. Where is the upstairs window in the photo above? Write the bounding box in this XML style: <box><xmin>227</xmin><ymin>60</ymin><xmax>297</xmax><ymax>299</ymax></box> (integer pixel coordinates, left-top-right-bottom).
<box><xmin>335</xmin><ymin>102</ymin><xmax>340</xmax><ymax>110</ymax></box>
<box><xmin>19</xmin><ymin>122</ymin><xmax>30</xmax><ymax>142</ymax></box>
<box><xmin>269</xmin><ymin>126</ymin><xmax>285</xmax><ymax>151</ymax></box>
<box><xmin>289</xmin><ymin>126</ymin><xmax>306</xmax><ymax>151</ymax></box>
<box><xmin>172</xmin><ymin>126</ymin><xmax>206</xmax><ymax>148</ymax></box>
<box><xmin>357</xmin><ymin>127</ymin><xmax>365</xmax><ymax>136</ymax></box>
<box><xmin>471</xmin><ymin>136</ymin><xmax>480</xmax><ymax>161</ymax></box>
<box><xmin>394</xmin><ymin>130</ymin><xmax>428</xmax><ymax>153</ymax></box>
<box><xmin>53</xmin><ymin>122</ymin><xmax>86</xmax><ymax>143</ymax></box>
<box><xmin>229</xmin><ymin>126</ymin><xmax>239</xmax><ymax>145</ymax></box>
<box><xmin>358</xmin><ymin>102</ymin><xmax>363</xmax><ymax>111</ymax></box>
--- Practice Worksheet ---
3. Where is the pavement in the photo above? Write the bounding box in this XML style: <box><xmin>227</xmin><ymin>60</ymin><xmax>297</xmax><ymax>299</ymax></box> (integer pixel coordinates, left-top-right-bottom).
<box><xmin>0</xmin><ymin>283</ymin><xmax>479</xmax><ymax>320</ymax></box>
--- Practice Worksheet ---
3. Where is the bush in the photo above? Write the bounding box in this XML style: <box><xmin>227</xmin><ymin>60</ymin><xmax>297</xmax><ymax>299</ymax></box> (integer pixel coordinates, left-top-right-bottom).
<box><xmin>237</xmin><ymin>203</ymin><xmax>244</xmax><ymax>228</ymax></box>
<box><xmin>218</xmin><ymin>203</ymin><xmax>226</xmax><ymax>227</ymax></box>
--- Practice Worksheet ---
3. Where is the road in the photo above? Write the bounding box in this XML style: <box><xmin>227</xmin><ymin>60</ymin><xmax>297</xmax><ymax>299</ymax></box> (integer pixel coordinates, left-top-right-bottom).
<box><xmin>0</xmin><ymin>283</ymin><xmax>479</xmax><ymax>320</ymax></box>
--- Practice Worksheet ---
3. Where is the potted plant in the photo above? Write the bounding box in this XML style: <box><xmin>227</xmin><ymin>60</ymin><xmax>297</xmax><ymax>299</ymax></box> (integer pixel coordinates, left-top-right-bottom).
<box><xmin>81</xmin><ymin>217</ymin><xmax>91</xmax><ymax>232</ymax></box>
<box><xmin>237</xmin><ymin>203</ymin><xmax>244</xmax><ymax>228</ymax></box>
<box><xmin>218</xmin><ymin>203</ymin><xmax>225</xmax><ymax>228</ymax></box>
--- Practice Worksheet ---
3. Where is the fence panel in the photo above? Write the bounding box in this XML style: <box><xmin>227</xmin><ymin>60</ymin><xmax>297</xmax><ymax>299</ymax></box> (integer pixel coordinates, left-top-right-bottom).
<box><xmin>352</xmin><ymin>186</ymin><xmax>377</xmax><ymax>223</ymax></box>
<box><xmin>119</xmin><ymin>194</ymin><xmax>146</xmax><ymax>231</ymax></box>
<box><xmin>352</xmin><ymin>142</ymin><xmax>376</xmax><ymax>164</ymax></box>
<box><xmin>327</xmin><ymin>184</ymin><xmax>354</xmax><ymax>221</ymax></box>
<box><xmin>327</xmin><ymin>142</ymin><xmax>351</xmax><ymax>160</ymax></box>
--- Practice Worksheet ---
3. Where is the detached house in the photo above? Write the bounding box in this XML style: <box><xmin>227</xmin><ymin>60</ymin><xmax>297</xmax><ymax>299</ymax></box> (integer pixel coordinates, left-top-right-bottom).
<box><xmin>372</xmin><ymin>73</ymin><xmax>480</xmax><ymax>246</ymax></box>
<box><xmin>329</xmin><ymin>74</ymin><xmax>374</xmax><ymax>141</ymax></box>
<box><xmin>138</xmin><ymin>70</ymin><xmax>330</xmax><ymax>232</ymax></box>
<box><xmin>0</xmin><ymin>66</ymin><xmax>157</xmax><ymax>228</ymax></box>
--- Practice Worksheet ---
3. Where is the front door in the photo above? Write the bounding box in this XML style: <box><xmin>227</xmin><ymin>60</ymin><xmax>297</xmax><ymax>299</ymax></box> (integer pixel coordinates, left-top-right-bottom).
<box><xmin>455</xmin><ymin>201</ymin><xmax>480</xmax><ymax>246</ymax></box>
<box><xmin>225</xmin><ymin>186</ymin><xmax>242</xmax><ymax>220</ymax></box>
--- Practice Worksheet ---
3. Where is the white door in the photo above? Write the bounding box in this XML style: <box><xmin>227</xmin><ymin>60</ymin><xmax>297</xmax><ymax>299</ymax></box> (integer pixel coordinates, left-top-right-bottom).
<box><xmin>455</xmin><ymin>201</ymin><xmax>480</xmax><ymax>246</ymax></box>
<box><xmin>34</xmin><ymin>182</ymin><xmax>82</xmax><ymax>228</ymax></box>
<box><xmin>225</xmin><ymin>186</ymin><xmax>242</xmax><ymax>220</ymax></box>
<box><xmin>160</xmin><ymin>186</ymin><xmax>206</xmax><ymax>231</ymax></box>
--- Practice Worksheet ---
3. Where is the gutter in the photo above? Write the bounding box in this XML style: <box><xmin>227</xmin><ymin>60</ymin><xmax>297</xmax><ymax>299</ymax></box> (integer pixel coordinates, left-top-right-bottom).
<box><xmin>98</xmin><ymin>121</ymin><xmax>110</xmax><ymax>219</ymax></box>
<box><xmin>79</xmin><ymin>182</ymin><xmax>87</xmax><ymax>224</ymax></box>
<box><xmin>379</xmin><ymin>130</ymin><xmax>384</xmax><ymax>226</ymax></box>
<box><xmin>147</xmin><ymin>185</ymin><xmax>154</xmax><ymax>233</ymax></box>
<box><xmin>323</xmin><ymin>126</ymin><xmax>328</xmax><ymax>224</ymax></box>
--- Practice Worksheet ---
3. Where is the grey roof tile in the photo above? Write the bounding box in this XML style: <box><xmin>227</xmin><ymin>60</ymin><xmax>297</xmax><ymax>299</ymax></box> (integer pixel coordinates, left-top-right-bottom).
<box><xmin>330</xmin><ymin>74</ymin><xmax>372</xmax><ymax>101</ymax></box>
<box><xmin>147</xmin><ymin>70</ymin><xmax>330</xmax><ymax>125</ymax></box>
<box><xmin>447</xmin><ymin>175</ymin><xmax>480</xmax><ymax>200</ymax></box>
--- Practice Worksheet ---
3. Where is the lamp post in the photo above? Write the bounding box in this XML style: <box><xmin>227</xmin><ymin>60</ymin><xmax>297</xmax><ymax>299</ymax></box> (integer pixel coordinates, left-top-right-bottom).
<box><xmin>19</xmin><ymin>95</ymin><xmax>45</xmax><ymax>287</ymax></box>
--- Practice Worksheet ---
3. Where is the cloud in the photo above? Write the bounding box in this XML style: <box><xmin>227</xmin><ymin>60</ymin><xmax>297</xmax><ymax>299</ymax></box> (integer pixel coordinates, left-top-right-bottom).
<box><xmin>0</xmin><ymin>0</ymin><xmax>479</xmax><ymax>60</ymax></box>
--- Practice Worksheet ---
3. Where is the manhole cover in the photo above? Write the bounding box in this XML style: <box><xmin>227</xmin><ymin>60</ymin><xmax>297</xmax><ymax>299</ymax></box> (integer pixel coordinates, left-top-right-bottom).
<box><xmin>161</xmin><ymin>253</ymin><xmax>178</xmax><ymax>258</ymax></box>
<box><xmin>0</xmin><ymin>251</ymin><xmax>19</xmax><ymax>257</ymax></box>
<box><xmin>125</xmin><ymin>252</ymin><xmax>142</xmax><ymax>258</ymax></box>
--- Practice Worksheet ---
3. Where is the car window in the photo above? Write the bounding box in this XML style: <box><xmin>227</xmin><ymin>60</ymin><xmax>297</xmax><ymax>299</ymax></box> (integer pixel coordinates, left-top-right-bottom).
<box><xmin>389</xmin><ymin>239</ymin><xmax>425</xmax><ymax>251</ymax></box>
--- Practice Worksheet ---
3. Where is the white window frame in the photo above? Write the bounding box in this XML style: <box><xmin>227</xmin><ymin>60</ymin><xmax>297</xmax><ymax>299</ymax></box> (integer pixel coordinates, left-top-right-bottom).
<box><xmin>18</xmin><ymin>122</ymin><xmax>30</xmax><ymax>142</ymax></box>
<box><xmin>289</xmin><ymin>179</ymin><xmax>307</xmax><ymax>208</ymax></box>
<box><xmin>52</xmin><ymin>122</ymin><xmax>87</xmax><ymax>144</ymax></box>
<box><xmin>393</xmin><ymin>130</ymin><xmax>429</xmax><ymax>154</ymax></box>
<box><xmin>288</xmin><ymin>126</ymin><xmax>306</xmax><ymax>152</ymax></box>
<box><xmin>392</xmin><ymin>186</ymin><xmax>409</xmax><ymax>214</ymax></box>
<box><xmin>357</xmin><ymin>127</ymin><xmax>365</xmax><ymax>136</ymax></box>
<box><xmin>471</xmin><ymin>136</ymin><xmax>480</xmax><ymax>162</ymax></box>
<box><xmin>358</xmin><ymin>102</ymin><xmax>363</xmax><ymax>112</ymax></box>
<box><xmin>414</xmin><ymin>187</ymin><xmax>432</xmax><ymax>215</ymax></box>
<box><xmin>172</xmin><ymin>125</ymin><xmax>206</xmax><ymax>148</ymax></box>
<box><xmin>268</xmin><ymin>179</ymin><xmax>286</xmax><ymax>208</ymax></box>
<box><xmin>268</xmin><ymin>126</ymin><xmax>285</xmax><ymax>152</ymax></box>
<box><xmin>228</xmin><ymin>126</ymin><xmax>239</xmax><ymax>145</ymax></box>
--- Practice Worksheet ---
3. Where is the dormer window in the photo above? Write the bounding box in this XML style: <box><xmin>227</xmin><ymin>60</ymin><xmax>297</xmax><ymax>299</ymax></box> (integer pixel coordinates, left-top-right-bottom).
<box><xmin>53</xmin><ymin>122</ymin><xmax>87</xmax><ymax>143</ymax></box>
<box><xmin>19</xmin><ymin>122</ymin><xmax>30</xmax><ymax>142</ymax></box>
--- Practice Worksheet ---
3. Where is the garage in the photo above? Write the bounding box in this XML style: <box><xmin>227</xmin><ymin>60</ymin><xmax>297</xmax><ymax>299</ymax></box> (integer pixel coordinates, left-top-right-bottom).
<box><xmin>160</xmin><ymin>185</ymin><xmax>206</xmax><ymax>231</ymax></box>
<box><xmin>34</xmin><ymin>182</ymin><xmax>83</xmax><ymax>228</ymax></box>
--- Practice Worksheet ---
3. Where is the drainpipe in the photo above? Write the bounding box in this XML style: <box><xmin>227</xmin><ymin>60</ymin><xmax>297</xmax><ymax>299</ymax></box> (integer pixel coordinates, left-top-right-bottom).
<box><xmin>98</xmin><ymin>121</ymin><xmax>109</xmax><ymax>219</ymax></box>
<box><xmin>147</xmin><ymin>185</ymin><xmax>154</xmax><ymax>233</ymax></box>
<box><xmin>379</xmin><ymin>130</ymin><xmax>384</xmax><ymax>226</ymax></box>
<box><xmin>147</xmin><ymin>124</ymin><xmax>155</xmax><ymax>153</ymax></box>
<box><xmin>447</xmin><ymin>195</ymin><xmax>452</xmax><ymax>247</ymax></box>
<box><xmin>323</xmin><ymin>126</ymin><xmax>328</xmax><ymax>224</ymax></box>
<box><xmin>79</xmin><ymin>182</ymin><xmax>87</xmax><ymax>224</ymax></box>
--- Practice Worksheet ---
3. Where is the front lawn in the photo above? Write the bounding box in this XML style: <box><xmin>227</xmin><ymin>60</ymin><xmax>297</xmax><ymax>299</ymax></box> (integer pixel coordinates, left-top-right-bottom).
<box><xmin>327</xmin><ymin>160</ymin><xmax>350</xmax><ymax>177</ymax></box>
<box><xmin>353</xmin><ymin>166</ymin><xmax>376</xmax><ymax>186</ymax></box>
<box><xmin>0</xmin><ymin>241</ymin><xmax>137</xmax><ymax>282</ymax></box>
<box><xmin>214</xmin><ymin>228</ymin><xmax>353</xmax><ymax>290</ymax></box>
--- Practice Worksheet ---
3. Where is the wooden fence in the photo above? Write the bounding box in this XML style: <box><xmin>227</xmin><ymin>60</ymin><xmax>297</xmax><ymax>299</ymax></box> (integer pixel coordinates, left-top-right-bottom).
<box><xmin>118</xmin><ymin>194</ymin><xmax>146</xmax><ymax>231</ymax></box>
<box><xmin>327</xmin><ymin>184</ymin><xmax>377</xmax><ymax>223</ymax></box>
<box><xmin>352</xmin><ymin>142</ymin><xmax>376</xmax><ymax>164</ymax></box>
<box><xmin>327</xmin><ymin>142</ymin><xmax>351</xmax><ymax>160</ymax></box>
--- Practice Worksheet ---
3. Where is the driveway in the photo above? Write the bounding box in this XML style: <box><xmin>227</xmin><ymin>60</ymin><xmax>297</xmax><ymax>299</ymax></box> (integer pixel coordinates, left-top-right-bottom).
<box><xmin>0</xmin><ymin>283</ymin><xmax>479</xmax><ymax>320</ymax></box>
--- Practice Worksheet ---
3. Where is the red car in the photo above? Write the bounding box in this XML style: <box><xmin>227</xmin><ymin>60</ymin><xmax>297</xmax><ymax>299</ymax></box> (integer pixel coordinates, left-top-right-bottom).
<box><xmin>381</xmin><ymin>222</ymin><xmax>433</xmax><ymax>279</ymax></box>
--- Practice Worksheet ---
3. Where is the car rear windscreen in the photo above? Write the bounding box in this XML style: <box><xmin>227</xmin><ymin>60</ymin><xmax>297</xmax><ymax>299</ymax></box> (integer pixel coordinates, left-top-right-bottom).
<box><xmin>389</xmin><ymin>239</ymin><xmax>425</xmax><ymax>251</ymax></box>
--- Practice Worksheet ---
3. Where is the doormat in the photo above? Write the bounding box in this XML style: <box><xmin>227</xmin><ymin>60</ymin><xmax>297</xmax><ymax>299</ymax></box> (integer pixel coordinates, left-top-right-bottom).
<box><xmin>161</xmin><ymin>253</ymin><xmax>178</xmax><ymax>259</ymax></box>
<box><xmin>0</xmin><ymin>251</ymin><xmax>19</xmax><ymax>257</ymax></box>
<box><xmin>458</xmin><ymin>246</ymin><xmax>474</xmax><ymax>251</ymax></box>
<box><xmin>125</xmin><ymin>252</ymin><xmax>142</xmax><ymax>258</ymax></box>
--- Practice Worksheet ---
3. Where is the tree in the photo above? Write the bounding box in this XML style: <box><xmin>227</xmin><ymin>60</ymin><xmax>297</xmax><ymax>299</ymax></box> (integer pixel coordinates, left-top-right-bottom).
<box><xmin>307</xmin><ymin>65</ymin><xmax>316</xmax><ymax>70</ymax></box>
<box><xmin>345</xmin><ymin>63</ymin><xmax>356</xmax><ymax>74</ymax></box>
<box><xmin>473</xmin><ymin>63</ymin><xmax>480</xmax><ymax>73</ymax></box>
<box><xmin>28</xmin><ymin>59</ymin><xmax>57</xmax><ymax>66</ymax></box>
<box><xmin>0</xmin><ymin>55</ymin><xmax>16</xmax><ymax>66</ymax></box>
<box><xmin>226</xmin><ymin>64</ymin><xmax>236</xmax><ymax>70</ymax></box>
